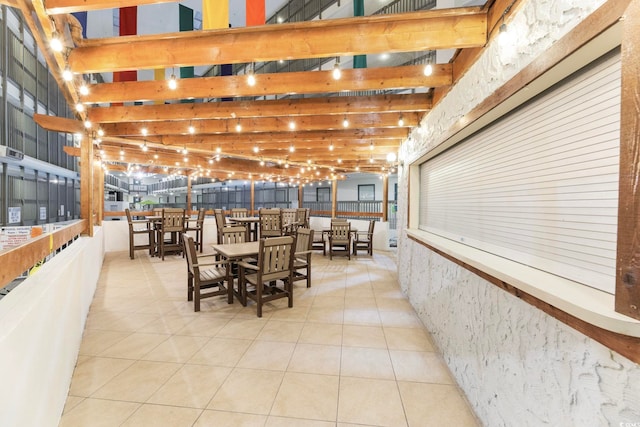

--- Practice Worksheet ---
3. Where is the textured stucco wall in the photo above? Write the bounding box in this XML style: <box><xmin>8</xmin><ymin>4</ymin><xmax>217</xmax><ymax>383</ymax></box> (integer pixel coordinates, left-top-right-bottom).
<box><xmin>397</xmin><ymin>0</ymin><xmax>640</xmax><ymax>425</ymax></box>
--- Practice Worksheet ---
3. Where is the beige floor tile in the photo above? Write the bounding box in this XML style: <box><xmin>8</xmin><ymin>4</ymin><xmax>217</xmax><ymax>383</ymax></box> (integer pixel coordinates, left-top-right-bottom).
<box><xmin>307</xmin><ymin>307</ymin><xmax>344</xmax><ymax>324</ymax></box>
<box><xmin>256</xmin><ymin>320</ymin><xmax>304</xmax><ymax>342</ymax></box>
<box><xmin>298</xmin><ymin>323</ymin><xmax>343</xmax><ymax>345</ymax></box>
<box><xmin>188</xmin><ymin>337</ymin><xmax>252</xmax><ymax>367</ymax></box>
<box><xmin>91</xmin><ymin>360</ymin><xmax>181</xmax><ymax>402</ymax></box>
<box><xmin>148</xmin><ymin>365</ymin><xmax>232</xmax><ymax>408</ymax></box>
<box><xmin>342</xmin><ymin>325</ymin><xmax>387</xmax><ymax>349</ymax></box>
<box><xmin>77</xmin><ymin>329</ymin><xmax>131</xmax><ymax>356</ymax></box>
<box><xmin>136</xmin><ymin>313</ymin><xmax>197</xmax><ymax>334</ymax></box>
<box><xmin>194</xmin><ymin>410</ymin><xmax>267</xmax><ymax>427</ymax></box>
<box><xmin>208</xmin><ymin>368</ymin><xmax>284</xmax><ymax>414</ymax></box>
<box><xmin>99</xmin><ymin>332</ymin><xmax>169</xmax><ymax>359</ymax></box>
<box><xmin>343</xmin><ymin>308</ymin><xmax>381</xmax><ymax>326</ymax></box>
<box><xmin>270</xmin><ymin>372</ymin><xmax>339</xmax><ymax>421</ymax></box>
<box><xmin>398</xmin><ymin>382</ymin><xmax>479</xmax><ymax>427</ymax></box>
<box><xmin>390</xmin><ymin>350</ymin><xmax>454</xmax><ymax>384</ymax></box>
<box><xmin>340</xmin><ymin>347</ymin><xmax>394</xmax><ymax>380</ymax></box>
<box><xmin>236</xmin><ymin>340</ymin><xmax>296</xmax><ymax>371</ymax></box>
<box><xmin>312</xmin><ymin>296</ymin><xmax>346</xmax><ymax>309</ymax></box>
<box><xmin>58</xmin><ymin>398</ymin><xmax>139</xmax><ymax>427</ymax></box>
<box><xmin>61</xmin><ymin>396</ymin><xmax>84</xmax><ymax>414</ymax></box>
<box><xmin>337</xmin><ymin>377</ymin><xmax>407</xmax><ymax>427</ymax></box>
<box><xmin>120</xmin><ymin>404</ymin><xmax>202</xmax><ymax>427</ymax></box>
<box><xmin>288</xmin><ymin>343</ymin><xmax>341</xmax><ymax>375</ymax></box>
<box><xmin>268</xmin><ymin>305</ymin><xmax>310</xmax><ymax>322</ymax></box>
<box><xmin>344</xmin><ymin>296</ymin><xmax>378</xmax><ymax>309</ymax></box>
<box><xmin>376</xmin><ymin>297</ymin><xmax>414</xmax><ymax>312</ymax></box>
<box><xmin>95</xmin><ymin>312</ymin><xmax>162</xmax><ymax>333</ymax></box>
<box><xmin>68</xmin><ymin>357</ymin><xmax>136</xmax><ymax>397</ymax></box>
<box><xmin>378</xmin><ymin>311</ymin><xmax>424</xmax><ymax>329</ymax></box>
<box><xmin>174</xmin><ymin>315</ymin><xmax>232</xmax><ymax>337</ymax></box>
<box><xmin>266</xmin><ymin>416</ymin><xmax>336</xmax><ymax>426</ymax></box>
<box><xmin>384</xmin><ymin>327</ymin><xmax>434</xmax><ymax>352</ymax></box>
<box><xmin>216</xmin><ymin>317</ymin><xmax>268</xmax><ymax>340</ymax></box>
<box><xmin>141</xmin><ymin>334</ymin><xmax>210</xmax><ymax>363</ymax></box>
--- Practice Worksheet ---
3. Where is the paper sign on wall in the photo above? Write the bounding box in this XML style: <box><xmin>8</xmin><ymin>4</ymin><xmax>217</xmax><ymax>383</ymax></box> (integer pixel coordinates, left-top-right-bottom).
<box><xmin>8</xmin><ymin>207</ymin><xmax>21</xmax><ymax>224</ymax></box>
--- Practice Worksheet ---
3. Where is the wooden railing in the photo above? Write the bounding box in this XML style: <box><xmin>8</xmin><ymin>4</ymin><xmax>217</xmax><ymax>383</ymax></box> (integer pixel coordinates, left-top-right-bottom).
<box><xmin>0</xmin><ymin>219</ymin><xmax>87</xmax><ymax>290</ymax></box>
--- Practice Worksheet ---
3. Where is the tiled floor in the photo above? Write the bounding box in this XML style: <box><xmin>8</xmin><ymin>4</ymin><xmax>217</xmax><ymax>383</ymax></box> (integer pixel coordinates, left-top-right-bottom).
<box><xmin>59</xmin><ymin>249</ymin><xmax>479</xmax><ymax>427</ymax></box>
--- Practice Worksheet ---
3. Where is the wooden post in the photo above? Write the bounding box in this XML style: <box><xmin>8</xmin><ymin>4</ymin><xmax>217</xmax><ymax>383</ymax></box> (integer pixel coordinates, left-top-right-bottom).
<box><xmin>298</xmin><ymin>184</ymin><xmax>304</xmax><ymax>208</ymax></box>
<box><xmin>331</xmin><ymin>179</ymin><xmax>337</xmax><ymax>218</ymax></box>
<box><xmin>93</xmin><ymin>160</ymin><xmax>104</xmax><ymax>224</ymax></box>
<box><xmin>80</xmin><ymin>135</ymin><xmax>94</xmax><ymax>236</ymax></box>
<box><xmin>382</xmin><ymin>174</ymin><xmax>389</xmax><ymax>222</ymax></box>
<box><xmin>615</xmin><ymin>0</ymin><xmax>640</xmax><ymax>320</ymax></box>
<box><xmin>250</xmin><ymin>178</ymin><xmax>255</xmax><ymax>215</ymax></box>
<box><xmin>186</xmin><ymin>174</ymin><xmax>192</xmax><ymax>215</ymax></box>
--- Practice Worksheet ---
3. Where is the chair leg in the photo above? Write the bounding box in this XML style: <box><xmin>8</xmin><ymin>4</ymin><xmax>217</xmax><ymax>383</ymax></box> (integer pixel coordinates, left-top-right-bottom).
<box><xmin>256</xmin><ymin>282</ymin><xmax>263</xmax><ymax>318</ymax></box>
<box><xmin>187</xmin><ymin>273</ymin><xmax>193</xmax><ymax>301</ymax></box>
<box><xmin>194</xmin><ymin>281</ymin><xmax>200</xmax><ymax>312</ymax></box>
<box><xmin>307</xmin><ymin>264</ymin><xmax>311</xmax><ymax>288</ymax></box>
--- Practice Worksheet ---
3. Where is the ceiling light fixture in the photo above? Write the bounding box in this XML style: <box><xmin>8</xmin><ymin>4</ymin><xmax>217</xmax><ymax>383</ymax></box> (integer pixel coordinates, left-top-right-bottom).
<box><xmin>329</xmin><ymin>142</ymin><xmax>334</xmax><ymax>151</ymax></box>
<box><xmin>168</xmin><ymin>73</ymin><xmax>178</xmax><ymax>90</ymax></box>
<box><xmin>253</xmin><ymin>145</ymin><xmax>260</xmax><ymax>153</ymax></box>
<box><xmin>50</xmin><ymin>31</ymin><xmax>64</xmax><ymax>52</ymax></box>
<box><xmin>332</xmin><ymin>57</ymin><xmax>341</xmax><ymax>80</ymax></box>
<box><xmin>342</xmin><ymin>117</ymin><xmax>349</xmax><ymax>128</ymax></box>
<box><xmin>141</xmin><ymin>127</ymin><xmax>148</xmax><ymax>137</ymax></box>
<box><xmin>119</xmin><ymin>147</ymin><xmax>125</xmax><ymax>156</ymax></box>
<box><xmin>62</xmin><ymin>67</ymin><xmax>73</xmax><ymax>82</ymax></box>
<box><xmin>75</xmin><ymin>103</ymin><xmax>84</xmax><ymax>113</ymax></box>
<box><xmin>235</xmin><ymin>122</ymin><xmax>242</xmax><ymax>132</ymax></box>
<box><xmin>289</xmin><ymin>144</ymin><xmax>295</xmax><ymax>153</ymax></box>
<box><xmin>188</xmin><ymin>124</ymin><xmax>195</xmax><ymax>134</ymax></box>
<box><xmin>142</xmin><ymin>142</ymin><xmax>148</xmax><ymax>152</ymax></box>
<box><xmin>369</xmin><ymin>141</ymin><xmax>374</xmax><ymax>151</ymax></box>
<box><xmin>247</xmin><ymin>63</ymin><xmax>256</xmax><ymax>86</ymax></box>
<box><xmin>79</xmin><ymin>82</ymin><xmax>89</xmax><ymax>96</ymax></box>
<box><xmin>423</xmin><ymin>63</ymin><xmax>433</xmax><ymax>77</ymax></box>
<box><xmin>398</xmin><ymin>115</ymin><xmax>404</xmax><ymax>126</ymax></box>
<box><xmin>289</xmin><ymin>121</ymin><xmax>296</xmax><ymax>130</ymax></box>
<box><xmin>84</xmin><ymin>120</ymin><xmax>92</xmax><ymax>129</ymax></box>
<box><xmin>97</xmin><ymin>129</ymin><xmax>104</xmax><ymax>137</ymax></box>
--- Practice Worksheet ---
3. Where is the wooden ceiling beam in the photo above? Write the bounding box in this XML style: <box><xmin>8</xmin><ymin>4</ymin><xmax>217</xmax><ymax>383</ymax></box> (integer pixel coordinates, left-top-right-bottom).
<box><xmin>82</xmin><ymin>65</ymin><xmax>450</xmax><ymax>104</ymax></box>
<box><xmin>33</xmin><ymin>114</ymin><xmax>85</xmax><ymax>134</ymax></box>
<box><xmin>98</xmin><ymin>112</ymin><xmax>419</xmax><ymax>136</ymax></box>
<box><xmin>68</xmin><ymin>8</ymin><xmax>487</xmax><ymax>73</ymax></box>
<box><xmin>45</xmin><ymin>0</ymin><xmax>177</xmax><ymax>14</ymax></box>
<box><xmin>159</xmin><ymin>128</ymin><xmax>408</xmax><ymax>147</ymax></box>
<box><xmin>87</xmin><ymin>93</ymin><xmax>431</xmax><ymax>123</ymax></box>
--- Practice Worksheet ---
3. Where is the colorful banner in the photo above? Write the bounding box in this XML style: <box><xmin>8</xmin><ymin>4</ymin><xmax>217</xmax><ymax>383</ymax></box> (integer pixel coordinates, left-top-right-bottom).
<box><xmin>71</xmin><ymin>12</ymin><xmax>87</xmax><ymax>38</ymax></box>
<box><xmin>203</xmin><ymin>0</ymin><xmax>229</xmax><ymax>30</ymax></box>
<box><xmin>180</xmin><ymin>5</ymin><xmax>195</xmax><ymax>103</ymax></box>
<box><xmin>353</xmin><ymin>0</ymin><xmax>367</xmax><ymax>69</ymax></box>
<box><xmin>246</xmin><ymin>0</ymin><xmax>265</xmax><ymax>26</ymax></box>
<box><xmin>113</xmin><ymin>7</ymin><xmax>137</xmax><ymax>83</ymax></box>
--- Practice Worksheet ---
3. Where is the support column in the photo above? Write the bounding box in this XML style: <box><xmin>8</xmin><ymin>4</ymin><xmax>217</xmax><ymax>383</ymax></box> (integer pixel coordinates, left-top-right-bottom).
<box><xmin>250</xmin><ymin>179</ymin><xmax>255</xmax><ymax>215</ymax></box>
<box><xmin>93</xmin><ymin>160</ymin><xmax>104</xmax><ymax>224</ymax></box>
<box><xmin>615</xmin><ymin>0</ymin><xmax>640</xmax><ymax>320</ymax></box>
<box><xmin>298</xmin><ymin>184</ymin><xmax>303</xmax><ymax>208</ymax></box>
<box><xmin>186</xmin><ymin>174</ymin><xmax>192</xmax><ymax>215</ymax></box>
<box><xmin>382</xmin><ymin>174</ymin><xmax>389</xmax><ymax>222</ymax></box>
<box><xmin>80</xmin><ymin>135</ymin><xmax>94</xmax><ymax>236</ymax></box>
<box><xmin>331</xmin><ymin>179</ymin><xmax>337</xmax><ymax>218</ymax></box>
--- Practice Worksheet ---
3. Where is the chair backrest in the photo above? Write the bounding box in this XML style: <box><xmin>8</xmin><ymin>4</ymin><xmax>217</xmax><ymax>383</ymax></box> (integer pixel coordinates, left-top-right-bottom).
<box><xmin>214</xmin><ymin>209</ymin><xmax>225</xmax><ymax>230</ymax></box>
<box><xmin>295</xmin><ymin>228</ymin><xmax>314</xmax><ymax>255</ymax></box>
<box><xmin>258</xmin><ymin>235</ymin><xmax>296</xmax><ymax>282</ymax></box>
<box><xmin>331</xmin><ymin>222</ymin><xmax>351</xmax><ymax>242</ymax></box>
<box><xmin>259</xmin><ymin>208</ymin><xmax>282</xmax><ymax>237</ymax></box>
<box><xmin>282</xmin><ymin>208</ymin><xmax>297</xmax><ymax>226</ymax></box>
<box><xmin>183</xmin><ymin>233</ymin><xmax>198</xmax><ymax>277</ymax></box>
<box><xmin>153</xmin><ymin>208</ymin><xmax>163</xmax><ymax>216</ymax></box>
<box><xmin>296</xmin><ymin>208</ymin><xmax>307</xmax><ymax>227</ymax></box>
<box><xmin>125</xmin><ymin>208</ymin><xmax>133</xmax><ymax>225</ymax></box>
<box><xmin>367</xmin><ymin>219</ymin><xmax>376</xmax><ymax>236</ymax></box>
<box><xmin>162</xmin><ymin>208</ymin><xmax>185</xmax><ymax>232</ymax></box>
<box><xmin>230</xmin><ymin>208</ymin><xmax>248</xmax><ymax>218</ymax></box>
<box><xmin>196</xmin><ymin>208</ymin><xmax>206</xmax><ymax>225</ymax></box>
<box><xmin>220</xmin><ymin>225</ymin><xmax>247</xmax><ymax>244</ymax></box>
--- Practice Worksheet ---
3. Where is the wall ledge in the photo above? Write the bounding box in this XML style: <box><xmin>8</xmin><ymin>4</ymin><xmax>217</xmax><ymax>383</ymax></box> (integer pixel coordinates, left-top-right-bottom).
<box><xmin>406</xmin><ymin>228</ymin><xmax>640</xmax><ymax>339</ymax></box>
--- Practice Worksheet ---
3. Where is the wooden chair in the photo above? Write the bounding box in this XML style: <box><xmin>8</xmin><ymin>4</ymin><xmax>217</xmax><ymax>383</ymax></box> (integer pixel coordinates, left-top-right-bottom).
<box><xmin>183</xmin><ymin>234</ymin><xmax>229</xmax><ymax>312</ymax></box>
<box><xmin>237</xmin><ymin>235</ymin><xmax>296</xmax><ymax>317</ymax></box>
<box><xmin>185</xmin><ymin>208</ymin><xmax>206</xmax><ymax>253</ymax></box>
<box><xmin>214</xmin><ymin>209</ymin><xmax>230</xmax><ymax>244</ymax></box>
<box><xmin>125</xmin><ymin>208</ymin><xmax>155</xmax><ymax>259</ymax></box>
<box><xmin>353</xmin><ymin>220</ymin><xmax>375</xmax><ymax>256</ymax></box>
<box><xmin>159</xmin><ymin>208</ymin><xmax>185</xmax><ymax>260</ymax></box>
<box><xmin>220</xmin><ymin>225</ymin><xmax>248</xmax><ymax>244</ymax></box>
<box><xmin>311</xmin><ymin>229</ymin><xmax>326</xmax><ymax>255</ymax></box>
<box><xmin>296</xmin><ymin>208</ymin><xmax>309</xmax><ymax>228</ymax></box>
<box><xmin>259</xmin><ymin>208</ymin><xmax>283</xmax><ymax>238</ymax></box>
<box><xmin>292</xmin><ymin>228</ymin><xmax>314</xmax><ymax>288</ymax></box>
<box><xmin>328</xmin><ymin>221</ymin><xmax>352</xmax><ymax>260</ymax></box>
<box><xmin>282</xmin><ymin>208</ymin><xmax>298</xmax><ymax>235</ymax></box>
<box><xmin>230</xmin><ymin>208</ymin><xmax>248</xmax><ymax>218</ymax></box>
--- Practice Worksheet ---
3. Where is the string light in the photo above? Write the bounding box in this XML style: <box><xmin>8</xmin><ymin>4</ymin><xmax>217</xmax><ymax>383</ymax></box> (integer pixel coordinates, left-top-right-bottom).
<box><xmin>79</xmin><ymin>83</ymin><xmax>89</xmax><ymax>96</ymax></box>
<box><xmin>423</xmin><ymin>63</ymin><xmax>433</xmax><ymax>76</ymax></box>
<box><xmin>97</xmin><ymin>129</ymin><xmax>104</xmax><ymax>137</ymax></box>
<box><xmin>235</xmin><ymin>122</ymin><xmax>242</xmax><ymax>132</ymax></box>
<box><xmin>289</xmin><ymin>121</ymin><xmax>296</xmax><ymax>130</ymax></box>
<box><xmin>398</xmin><ymin>115</ymin><xmax>404</xmax><ymax>126</ymax></box>
<box><xmin>342</xmin><ymin>117</ymin><xmax>349</xmax><ymax>128</ymax></box>
<box><xmin>329</xmin><ymin>142</ymin><xmax>334</xmax><ymax>151</ymax></box>
<box><xmin>50</xmin><ymin>31</ymin><xmax>63</xmax><ymax>52</ymax></box>
<box><xmin>332</xmin><ymin>57</ymin><xmax>341</xmax><ymax>80</ymax></box>
<box><xmin>253</xmin><ymin>145</ymin><xmax>260</xmax><ymax>153</ymax></box>
<box><xmin>141</xmin><ymin>127</ymin><xmax>148</xmax><ymax>137</ymax></box>
<box><xmin>369</xmin><ymin>141</ymin><xmax>374</xmax><ymax>151</ymax></box>
<box><xmin>75</xmin><ymin>103</ymin><xmax>84</xmax><ymax>113</ymax></box>
<box><xmin>62</xmin><ymin>67</ymin><xmax>73</xmax><ymax>82</ymax></box>
<box><xmin>84</xmin><ymin>120</ymin><xmax>92</xmax><ymax>129</ymax></box>
<box><xmin>142</xmin><ymin>142</ymin><xmax>148</xmax><ymax>152</ymax></box>
<box><xmin>188</xmin><ymin>125</ymin><xmax>195</xmax><ymax>134</ymax></box>
<box><xmin>168</xmin><ymin>73</ymin><xmax>178</xmax><ymax>90</ymax></box>
<box><xmin>289</xmin><ymin>144</ymin><xmax>295</xmax><ymax>153</ymax></box>
<box><xmin>247</xmin><ymin>63</ymin><xmax>256</xmax><ymax>86</ymax></box>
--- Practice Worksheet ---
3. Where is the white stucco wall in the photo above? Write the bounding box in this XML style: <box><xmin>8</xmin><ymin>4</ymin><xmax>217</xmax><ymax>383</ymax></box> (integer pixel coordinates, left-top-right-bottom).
<box><xmin>397</xmin><ymin>0</ymin><xmax>640</xmax><ymax>426</ymax></box>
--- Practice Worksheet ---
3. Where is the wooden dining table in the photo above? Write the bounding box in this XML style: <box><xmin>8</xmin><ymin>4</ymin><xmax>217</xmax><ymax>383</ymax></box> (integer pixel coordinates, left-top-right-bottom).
<box><xmin>211</xmin><ymin>241</ymin><xmax>260</xmax><ymax>304</ymax></box>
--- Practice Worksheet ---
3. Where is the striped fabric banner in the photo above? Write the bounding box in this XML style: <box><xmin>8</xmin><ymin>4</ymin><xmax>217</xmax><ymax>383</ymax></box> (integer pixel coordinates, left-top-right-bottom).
<box><xmin>203</xmin><ymin>0</ymin><xmax>229</xmax><ymax>30</ymax></box>
<box><xmin>246</xmin><ymin>0</ymin><xmax>265</xmax><ymax>26</ymax></box>
<box><xmin>353</xmin><ymin>0</ymin><xmax>367</xmax><ymax>69</ymax></box>
<box><xmin>113</xmin><ymin>6</ymin><xmax>137</xmax><ymax>106</ymax></box>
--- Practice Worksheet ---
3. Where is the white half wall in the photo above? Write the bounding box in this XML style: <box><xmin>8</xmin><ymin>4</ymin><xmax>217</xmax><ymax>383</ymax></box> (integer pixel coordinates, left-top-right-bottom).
<box><xmin>0</xmin><ymin>227</ymin><xmax>104</xmax><ymax>427</ymax></box>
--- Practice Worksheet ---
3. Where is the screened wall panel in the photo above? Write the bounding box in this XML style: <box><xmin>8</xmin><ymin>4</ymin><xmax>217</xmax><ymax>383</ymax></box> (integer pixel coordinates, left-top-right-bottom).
<box><xmin>6</xmin><ymin>103</ymin><xmax>23</xmax><ymax>151</ymax></box>
<box><xmin>419</xmin><ymin>49</ymin><xmax>621</xmax><ymax>293</ymax></box>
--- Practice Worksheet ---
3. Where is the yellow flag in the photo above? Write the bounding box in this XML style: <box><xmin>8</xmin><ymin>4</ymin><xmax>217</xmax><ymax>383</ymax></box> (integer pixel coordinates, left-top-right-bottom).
<box><xmin>203</xmin><ymin>0</ymin><xmax>229</xmax><ymax>30</ymax></box>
